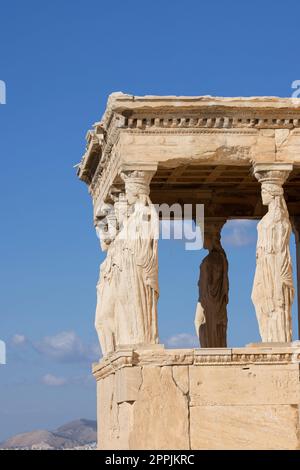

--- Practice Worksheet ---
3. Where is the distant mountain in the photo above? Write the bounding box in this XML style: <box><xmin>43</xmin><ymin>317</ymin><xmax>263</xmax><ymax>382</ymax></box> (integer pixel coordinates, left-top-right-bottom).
<box><xmin>0</xmin><ymin>419</ymin><xmax>97</xmax><ymax>450</ymax></box>
<box><xmin>54</xmin><ymin>419</ymin><xmax>97</xmax><ymax>445</ymax></box>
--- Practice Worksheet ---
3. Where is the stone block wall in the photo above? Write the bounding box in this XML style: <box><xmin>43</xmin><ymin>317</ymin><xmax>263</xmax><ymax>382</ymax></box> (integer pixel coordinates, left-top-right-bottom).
<box><xmin>93</xmin><ymin>345</ymin><xmax>300</xmax><ymax>450</ymax></box>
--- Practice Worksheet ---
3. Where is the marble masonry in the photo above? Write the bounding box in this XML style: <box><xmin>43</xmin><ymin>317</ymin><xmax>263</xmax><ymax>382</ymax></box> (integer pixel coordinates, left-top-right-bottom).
<box><xmin>77</xmin><ymin>93</ymin><xmax>300</xmax><ymax>450</ymax></box>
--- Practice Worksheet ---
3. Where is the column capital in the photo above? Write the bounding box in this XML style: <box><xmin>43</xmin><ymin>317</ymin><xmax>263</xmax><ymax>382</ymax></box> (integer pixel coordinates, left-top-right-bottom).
<box><xmin>120</xmin><ymin>165</ymin><xmax>157</xmax><ymax>200</ymax></box>
<box><xmin>253</xmin><ymin>163</ymin><xmax>293</xmax><ymax>185</ymax></box>
<box><xmin>119</xmin><ymin>162</ymin><xmax>158</xmax><ymax>173</ymax></box>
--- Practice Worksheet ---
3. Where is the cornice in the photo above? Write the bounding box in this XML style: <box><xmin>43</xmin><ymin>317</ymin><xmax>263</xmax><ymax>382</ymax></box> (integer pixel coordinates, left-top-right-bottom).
<box><xmin>92</xmin><ymin>345</ymin><xmax>300</xmax><ymax>380</ymax></box>
<box><xmin>78</xmin><ymin>93</ymin><xmax>300</xmax><ymax>194</ymax></box>
<box><xmin>103</xmin><ymin>92</ymin><xmax>300</xmax><ymax>114</ymax></box>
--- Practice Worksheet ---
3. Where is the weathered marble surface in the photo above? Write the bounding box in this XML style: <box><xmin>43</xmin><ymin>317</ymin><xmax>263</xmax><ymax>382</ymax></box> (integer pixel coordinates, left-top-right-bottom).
<box><xmin>94</xmin><ymin>345</ymin><xmax>300</xmax><ymax>450</ymax></box>
<box><xmin>77</xmin><ymin>94</ymin><xmax>300</xmax><ymax>451</ymax></box>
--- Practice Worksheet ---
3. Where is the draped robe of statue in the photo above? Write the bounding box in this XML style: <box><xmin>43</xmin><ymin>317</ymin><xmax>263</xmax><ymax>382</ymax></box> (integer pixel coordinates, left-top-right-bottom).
<box><xmin>251</xmin><ymin>190</ymin><xmax>294</xmax><ymax>342</ymax></box>
<box><xmin>115</xmin><ymin>197</ymin><xmax>159</xmax><ymax>346</ymax></box>
<box><xmin>94</xmin><ymin>201</ymin><xmax>124</xmax><ymax>356</ymax></box>
<box><xmin>197</xmin><ymin>245</ymin><xmax>229</xmax><ymax>348</ymax></box>
<box><xmin>95</xmin><ymin>234</ymin><xmax>119</xmax><ymax>355</ymax></box>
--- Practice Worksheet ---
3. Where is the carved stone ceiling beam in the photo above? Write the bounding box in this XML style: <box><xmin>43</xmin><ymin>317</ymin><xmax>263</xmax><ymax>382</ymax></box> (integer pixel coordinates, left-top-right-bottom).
<box><xmin>166</xmin><ymin>165</ymin><xmax>188</xmax><ymax>183</ymax></box>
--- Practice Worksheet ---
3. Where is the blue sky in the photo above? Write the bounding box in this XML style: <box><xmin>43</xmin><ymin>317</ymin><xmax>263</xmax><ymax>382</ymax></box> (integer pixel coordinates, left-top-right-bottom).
<box><xmin>0</xmin><ymin>0</ymin><xmax>300</xmax><ymax>441</ymax></box>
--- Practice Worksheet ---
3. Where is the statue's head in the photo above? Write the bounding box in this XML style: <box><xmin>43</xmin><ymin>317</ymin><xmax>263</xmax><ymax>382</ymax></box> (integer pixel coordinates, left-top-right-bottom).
<box><xmin>203</xmin><ymin>232</ymin><xmax>214</xmax><ymax>251</ymax></box>
<box><xmin>260</xmin><ymin>180</ymin><xmax>289</xmax><ymax>224</ymax></box>
<box><xmin>203</xmin><ymin>219</ymin><xmax>225</xmax><ymax>251</ymax></box>
<box><xmin>125</xmin><ymin>186</ymin><xmax>143</xmax><ymax>205</ymax></box>
<box><xmin>120</xmin><ymin>170</ymin><xmax>153</xmax><ymax>205</ymax></box>
<box><xmin>253</xmin><ymin>167</ymin><xmax>289</xmax><ymax>209</ymax></box>
<box><xmin>261</xmin><ymin>182</ymin><xmax>284</xmax><ymax>206</ymax></box>
<box><xmin>114</xmin><ymin>192</ymin><xmax>128</xmax><ymax>229</ymax></box>
<box><xmin>204</xmin><ymin>232</ymin><xmax>222</xmax><ymax>251</ymax></box>
<box><xmin>94</xmin><ymin>203</ymin><xmax>117</xmax><ymax>251</ymax></box>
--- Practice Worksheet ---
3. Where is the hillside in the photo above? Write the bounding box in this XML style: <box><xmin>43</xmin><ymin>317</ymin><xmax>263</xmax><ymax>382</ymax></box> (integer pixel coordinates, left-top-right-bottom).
<box><xmin>0</xmin><ymin>419</ymin><xmax>97</xmax><ymax>450</ymax></box>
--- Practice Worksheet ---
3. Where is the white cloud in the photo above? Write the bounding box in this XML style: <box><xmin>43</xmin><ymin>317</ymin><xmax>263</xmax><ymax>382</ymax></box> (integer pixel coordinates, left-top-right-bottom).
<box><xmin>42</xmin><ymin>373</ymin><xmax>94</xmax><ymax>387</ymax></box>
<box><xmin>165</xmin><ymin>333</ymin><xmax>199</xmax><ymax>348</ymax></box>
<box><xmin>35</xmin><ymin>331</ymin><xmax>100</xmax><ymax>363</ymax></box>
<box><xmin>12</xmin><ymin>334</ymin><xmax>27</xmax><ymax>345</ymax></box>
<box><xmin>222</xmin><ymin>220</ymin><xmax>257</xmax><ymax>247</ymax></box>
<box><xmin>42</xmin><ymin>373</ymin><xmax>67</xmax><ymax>387</ymax></box>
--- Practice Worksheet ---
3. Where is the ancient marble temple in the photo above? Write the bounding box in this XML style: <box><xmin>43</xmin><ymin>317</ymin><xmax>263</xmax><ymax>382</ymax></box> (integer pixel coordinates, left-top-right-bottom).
<box><xmin>78</xmin><ymin>93</ymin><xmax>300</xmax><ymax>450</ymax></box>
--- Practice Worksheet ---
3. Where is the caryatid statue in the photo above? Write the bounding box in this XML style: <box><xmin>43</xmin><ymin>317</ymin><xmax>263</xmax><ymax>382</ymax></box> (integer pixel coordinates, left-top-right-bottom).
<box><xmin>194</xmin><ymin>219</ymin><xmax>229</xmax><ymax>348</ymax></box>
<box><xmin>94</xmin><ymin>191</ymin><xmax>130</xmax><ymax>356</ymax></box>
<box><xmin>94</xmin><ymin>170</ymin><xmax>160</xmax><ymax>356</ymax></box>
<box><xmin>116</xmin><ymin>170</ymin><xmax>159</xmax><ymax>346</ymax></box>
<box><xmin>94</xmin><ymin>202</ymin><xmax>119</xmax><ymax>355</ymax></box>
<box><xmin>252</xmin><ymin>165</ymin><xmax>295</xmax><ymax>343</ymax></box>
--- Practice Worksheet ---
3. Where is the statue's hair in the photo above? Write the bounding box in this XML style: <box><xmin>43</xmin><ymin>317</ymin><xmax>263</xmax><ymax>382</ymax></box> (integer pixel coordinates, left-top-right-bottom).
<box><xmin>262</xmin><ymin>182</ymin><xmax>283</xmax><ymax>197</ymax></box>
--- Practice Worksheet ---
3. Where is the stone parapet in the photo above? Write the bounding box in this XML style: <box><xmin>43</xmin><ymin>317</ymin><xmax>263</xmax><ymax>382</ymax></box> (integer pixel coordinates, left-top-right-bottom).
<box><xmin>93</xmin><ymin>344</ymin><xmax>300</xmax><ymax>450</ymax></box>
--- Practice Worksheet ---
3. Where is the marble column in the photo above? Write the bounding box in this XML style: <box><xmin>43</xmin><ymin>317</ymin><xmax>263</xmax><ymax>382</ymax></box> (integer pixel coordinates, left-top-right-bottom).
<box><xmin>252</xmin><ymin>163</ymin><xmax>294</xmax><ymax>343</ymax></box>
<box><xmin>194</xmin><ymin>218</ymin><xmax>229</xmax><ymax>348</ymax></box>
<box><xmin>292</xmin><ymin>217</ymin><xmax>300</xmax><ymax>339</ymax></box>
